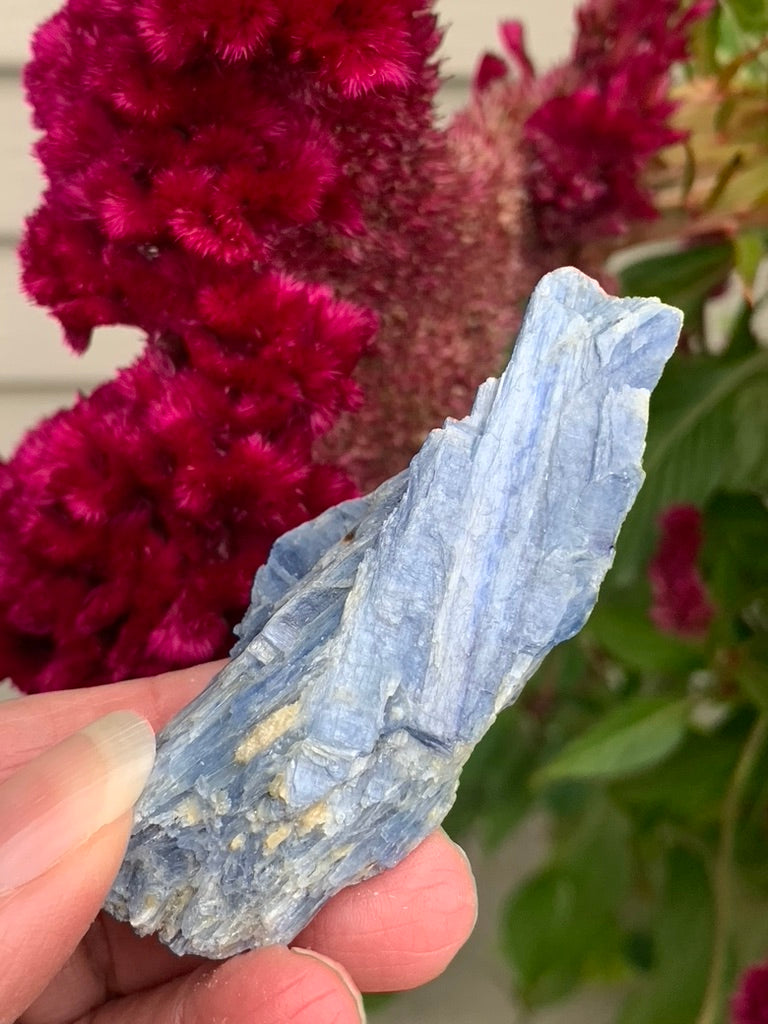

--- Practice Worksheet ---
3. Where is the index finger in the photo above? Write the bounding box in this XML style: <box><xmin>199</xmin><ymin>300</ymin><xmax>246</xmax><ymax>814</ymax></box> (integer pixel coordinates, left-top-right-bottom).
<box><xmin>0</xmin><ymin>662</ymin><xmax>224</xmax><ymax>783</ymax></box>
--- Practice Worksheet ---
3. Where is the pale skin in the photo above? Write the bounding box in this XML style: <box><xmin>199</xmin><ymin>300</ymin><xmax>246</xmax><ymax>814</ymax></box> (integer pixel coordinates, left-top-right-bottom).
<box><xmin>0</xmin><ymin>662</ymin><xmax>477</xmax><ymax>1024</ymax></box>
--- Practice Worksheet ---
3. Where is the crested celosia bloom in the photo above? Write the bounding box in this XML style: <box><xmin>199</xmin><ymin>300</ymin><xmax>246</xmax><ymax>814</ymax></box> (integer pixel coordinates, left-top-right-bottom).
<box><xmin>316</xmin><ymin>78</ymin><xmax>533</xmax><ymax>485</ymax></box>
<box><xmin>476</xmin><ymin>0</ymin><xmax>713</xmax><ymax>245</ymax></box>
<box><xmin>0</xmin><ymin>278</ymin><xmax>371</xmax><ymax>691</ymax></box>
<box><xmin>321</xmin><ymin>0</ymin><xmax>712</xmax><ymax>485</ymax></box>
<box><xmin>4</xmin><ymin>0</ymin><xmax>438</xmax><ymax>692</ymax></box>
<box><xmin>22</xmin><ymin>0</ymin><xmax>441</xmax><ymax>352</ymax></box>
<box><xmin>1</xmin><ymin>0</ymin><xmax>708</xmax><ymax>692</ymax></box>
<box><xmin>732</xmin><ymin>962</ymin><xmax>768</xmax><ymax>1024</ymax></box>
<box><xmin>648</xmin><ymin>505</ymin><xmax>715</xmax><ymax>638</ymax></box>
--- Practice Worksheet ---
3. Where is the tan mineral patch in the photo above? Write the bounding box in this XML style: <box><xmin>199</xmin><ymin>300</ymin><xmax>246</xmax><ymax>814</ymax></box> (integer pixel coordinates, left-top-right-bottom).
<box><xmin>234</xmin><ymin>701</ymin><xmax>301</xmax><ymax>764</ymax></box>
<box><xmin>297</xmin><ymin>801</ymin><xmax>329</xmax><ymax>836</ymax></box>
<box><xmin>175</xmin><ymin>796</ymin><xmax>204</xmax><ymax>826</ymax></box>
<box><xmin>263</xmin><ymin>823</ymin><xmax>292</xmax><ymax>853</ymax></box>
<box><xmin>268</xmin><ymin>773</ymin><xmax>289</xmax><ymax>801</ymax></box>
<box><xmin>229</xmin><ymin>833</ymin><xmax>246</xmax><ymax>852</ymax></box>
<box><xmin>163</xmin><ymin>886</ymin><xmax>194</xmax><ymax>920</ymax></box>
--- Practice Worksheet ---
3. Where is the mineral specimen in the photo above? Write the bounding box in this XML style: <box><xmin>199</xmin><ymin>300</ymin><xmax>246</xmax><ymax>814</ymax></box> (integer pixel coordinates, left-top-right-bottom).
<box><xmin>105</xmin><ymin>268</ymin><xmax>682</xmax><ymax>958</ymax></box>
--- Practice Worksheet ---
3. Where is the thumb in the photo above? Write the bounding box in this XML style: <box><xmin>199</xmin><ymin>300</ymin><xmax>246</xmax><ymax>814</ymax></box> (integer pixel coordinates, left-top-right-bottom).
<box><xmin>0</xmin><ymin>711</ymin><xmax>155</xmax><ymax>1023</ymax></box>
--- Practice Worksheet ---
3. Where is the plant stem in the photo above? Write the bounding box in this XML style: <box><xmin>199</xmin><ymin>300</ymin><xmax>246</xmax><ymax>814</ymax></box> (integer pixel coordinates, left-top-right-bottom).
<box><xmin>696</xmin><ymin>713</ymin><xmax>768</xmax><ymax>1024</ymax></box>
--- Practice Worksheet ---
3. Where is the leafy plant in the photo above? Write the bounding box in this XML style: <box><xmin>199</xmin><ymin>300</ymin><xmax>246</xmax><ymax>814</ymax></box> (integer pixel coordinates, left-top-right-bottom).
<box><xmin>444</xmin><ymin>5</ymin><xmax>768</xmax><ymax>1020</ymax></box>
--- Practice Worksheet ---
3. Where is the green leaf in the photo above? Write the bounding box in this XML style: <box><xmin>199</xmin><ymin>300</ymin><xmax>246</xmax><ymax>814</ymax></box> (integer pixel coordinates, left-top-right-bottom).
<box><xmin>618</xmin><ymin>243</ymin><xmax>733</xmax><ymax>334</ymax></box>
<box><xmin>447</xmin><ymin>706</ymin><xmax>533</xmax><ymax>846</ymax></box>
<box><xmin>729</xmin><ymin>378</ymin><xmax>768</xmax><ymax>492</ymax></box>
<box><xmin>618</xmin><ymin>848</ymin><xmax>713</xmax><ymax>1024</ymax></box>
<box><xmin>734</xmin><ymin>229</ymin><xmax>768</xmax><ymax>289</ymax></box>
<box><xmin>501</xmin><ymin>802</ymin><xmax>630</xmax><ymax>1007</ymax></box>
<box><xmin>612</xmin><ymin>350</ymin><xmax>768</xmax><ymax>583</ymax></box>
<box><xmin>734</xmin><ymin>644</ymin><xmax>768</xmax><ymax>713</ymax></box>
<box><xmin>716</xmin><ymin>1</ymin><xmax>768</xmax><ymax>75</ymax></box>
<box><xmin>534</xmin><ymin>697</ymin><xmax>689</xmax><ymax>786</ymax></box>
<box><xmin>702</xmin><ymin>492</ymin><xmax>768</xmax><ymax>619</ymax></box>
<box><xmin>723</xmin><ymin>0</ymin><xmax>768</xmax><ymax>35</ymax></box>
<box><xmin>559</xmin><ymin>799</ymin><xmax>631</xmax><ymax>906</ymax></box>
<box><xmin>588</xmin><ymin>600</ymin><xmax>705</xmax><ymax>675</ymax></box>
<box><xmin>725</xmin><ymin>301</ymin><xmax>760</xmax><ymax>359</ymax></box>
<box><xmin>363</xmin><ymin>993</ymin><xmax>396</xmax><ymax>1014</ymax></box>
<box><xmin>734</xmin><ymin>718</ymin><xmax>768</xmax><ymax>874</ymax></box>
<box><xmin>733</xmin><ymin>875</ymin><xmax>768</xmax><ymax>967</ymax></box>
<box><xmin>688</xmin><ymin>6</ymin><xmax>722</xmax><ymax>75</ymax></box>
<box><xmin>501</xmin><ymin>867</ymin><xmax>585</xmax><ymax>1005</ymax></box>
<box><xmin>611</xmin><ymin>718</ymin><xmax>746</xmax><ymax>827</ymax></box>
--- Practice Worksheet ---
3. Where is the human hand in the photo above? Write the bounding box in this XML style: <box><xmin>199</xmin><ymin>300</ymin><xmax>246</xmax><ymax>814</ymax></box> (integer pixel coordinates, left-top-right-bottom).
<box><xmin>0</xmin><ymin>663</ymin><xmax>477</xmax><ymax>1023</ymax></box>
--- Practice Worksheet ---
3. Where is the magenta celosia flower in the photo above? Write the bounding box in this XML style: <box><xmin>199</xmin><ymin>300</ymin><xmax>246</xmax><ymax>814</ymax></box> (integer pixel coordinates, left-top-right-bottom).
<box><xmin>3</xmin><ymin>0</ymin><xmax>439</xmax><ymax>693</ymax></box>
<box><xmin>477</xmin><ymin>0</ymin><xmax>713</xmax><ymax>245</ymax></box>
<box><xmin>0</xmin><ymin>277</ymin><xmax>372</xmax><ymax>692</ymax></box>
<box><xmin>316</xmin><ymin>77</ymin><xmax>532</xmax><ymax>486</ymax></box>
<box><xmin>1</xmin><ymin>0</ymin><xmax>708</xmax><ymax>692</ymax></box>
<box><xmin>22</xmin><ymin>0</ymin><xmax>440</xmax><ymax>353</ymax></box>
<box><xmin>732</xmin><ymin>962</ymin><xmax>768</xmax><ymax>1024</ymax></box>
<box><xmin>324</xmin><ymin>0</ymin><xmax>711</xmax><ymax>487</ymax></box>
<box><xmin>648</xmin><ymin>505</ymin><xmax>715</xmax><ymax>638</ymax></box>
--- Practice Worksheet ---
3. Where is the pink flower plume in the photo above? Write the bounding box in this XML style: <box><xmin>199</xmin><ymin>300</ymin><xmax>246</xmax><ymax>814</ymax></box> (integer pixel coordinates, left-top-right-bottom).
<box><xmin>648</xmin><ymin>505</ymin><xmax>715</xmax><ymax>639</ymax></box>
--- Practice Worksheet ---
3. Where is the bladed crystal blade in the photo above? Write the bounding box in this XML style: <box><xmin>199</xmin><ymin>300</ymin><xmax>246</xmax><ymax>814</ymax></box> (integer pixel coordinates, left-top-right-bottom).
<box><xmin>105</xmin><ymin>268</ymin><xmax>683</xmax><ymax>958</ymax></box>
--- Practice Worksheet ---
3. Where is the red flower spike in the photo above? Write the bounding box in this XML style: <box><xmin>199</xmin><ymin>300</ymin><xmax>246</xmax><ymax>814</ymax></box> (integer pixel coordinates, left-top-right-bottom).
<box><xmin>648</xmin><ymin>505</ymin><xmax>715</xmax><ymax>639</ymax></box>
<box><xmin>284</xmin><ymin>0</ymin><xmax>421</xmax><ymax>96</ymax></box>
<box><xmin>135</xmin><ymin>0</ymin><xmax>282</xmax><ymax>66</ymax></box>
<box><xmin>522</xmin><ymin>0</ymin><xmax>710</xmax><ymax>245</ymax></box>
<box><xmin>21</xmin><ymin>0</ymin><xmax>436</xmax><ymax>356</ymax></box>
<box><xmin>0</xmin><ymin>273</ymin><xmax>374</xmax><ymax>693</ymax></box>
<box><xmin>4</xmin><ymin>0</ymin><xmax>707</xmax><ymax>692</ymax></box>
<box><xmin>499</xmin><ymin>22</ymin><xmax>534</xmax><ymax>80</ymax></box>
<box><xmin>474</xmin><ymin>53</ymin><xmax>508</xmax><ymax>92</ymax></box>
<box><xmin>732</xmin><ymin>962</ymin><xmax>768</xmax><ymax>1024</ymax></box>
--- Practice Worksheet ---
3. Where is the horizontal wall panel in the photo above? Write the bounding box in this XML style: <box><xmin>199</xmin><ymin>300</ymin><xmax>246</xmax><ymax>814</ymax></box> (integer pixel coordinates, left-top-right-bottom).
<box><xmin>2</xmin><ymin>0</ymin><xmax>48</xmax><ymax>66</ymax></box>
<box><xmin>436</xmin><ymin>0</ymin><xmax>575</xmax><ymax>78</ymax></box>
<box><xmin>0</xmin><ymin>386</ymin><xmax>82</xmax><ymax>458</ymax></box>
<box><xmin>0</xmin><ymin>79</ymin><xmax>41</xmax><ymax>238</ymax></box>
<box><xmin>5</xmin><ymin>0</ymin><xmax>577</xmax><ymax>75</ymax></box>
<box><xmin>0</xmin><ymin>249</ymin><xmax>143</xmax><ymax>385</ymax></box>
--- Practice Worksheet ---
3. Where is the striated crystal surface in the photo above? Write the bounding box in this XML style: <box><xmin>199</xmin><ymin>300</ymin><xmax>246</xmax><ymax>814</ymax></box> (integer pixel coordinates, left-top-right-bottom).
<box><xmin>105</xmin><ymin>268</ymin><xmax>682</xmax><ymax>957</ymax></box>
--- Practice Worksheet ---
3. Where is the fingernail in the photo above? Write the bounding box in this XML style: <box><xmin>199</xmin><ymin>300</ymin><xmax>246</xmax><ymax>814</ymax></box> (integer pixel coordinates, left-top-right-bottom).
<box><xmin>440</xmin><ymin>830</ymin><xmax>479</xmax><ymax>932</ymax></box>
<box><xmin>0</xmin><ymin>711</ymin><xmax>155</xmax><ymax>894</ymax></box>
<box><xmin>292</xmin><ymin>947</ymin><xmax>367</xmax><ymax>1022</ymax></box>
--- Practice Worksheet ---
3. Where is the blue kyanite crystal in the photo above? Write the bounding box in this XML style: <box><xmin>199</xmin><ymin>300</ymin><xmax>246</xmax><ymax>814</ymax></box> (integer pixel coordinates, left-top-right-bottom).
<box><xmin>105</xmin><ymin>268</ymin><xmax>683</xmax><ymax>958</ymax></box>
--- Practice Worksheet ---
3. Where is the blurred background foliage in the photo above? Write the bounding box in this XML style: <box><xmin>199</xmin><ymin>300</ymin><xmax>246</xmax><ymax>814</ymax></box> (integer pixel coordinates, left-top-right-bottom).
<box><xmin>443</xmin><ymin>2</ymin><xmax>768</xmax><ymax>1021</ymax></box>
